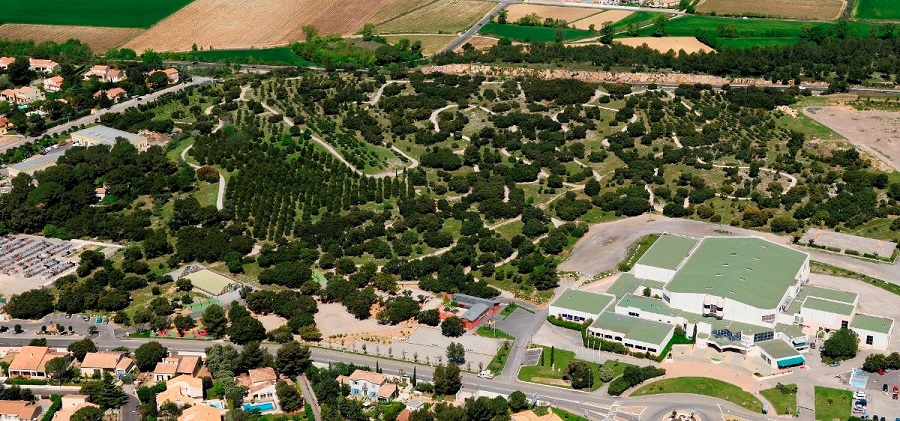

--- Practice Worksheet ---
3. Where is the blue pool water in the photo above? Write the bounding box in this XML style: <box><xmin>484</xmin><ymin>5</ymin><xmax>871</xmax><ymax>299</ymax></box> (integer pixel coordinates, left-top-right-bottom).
<box><xmin>206</xmin><ymin>401</ymin><xmax>224</xmax><ymax>409</ymax></box>
<box><xmin>242</xmin><ymin>402</ymin><xmax>276</xmax><ymax>412</ymax></box>
<box><xmin>850</xmin><ymin>368</ymin><xmax>869</xmax><ymax>389</ymax></box>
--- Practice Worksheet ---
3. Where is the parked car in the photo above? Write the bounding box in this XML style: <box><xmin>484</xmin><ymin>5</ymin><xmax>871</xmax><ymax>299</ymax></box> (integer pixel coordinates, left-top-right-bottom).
<box><xmin>478</xmin><ymin>370</ymin><xmax>494</xmax><ymax>379</ymax></box>
<box><xmin>829</xmin><ymin>361</ymin><xmax>841</xmax><ymax>367</ymax></box>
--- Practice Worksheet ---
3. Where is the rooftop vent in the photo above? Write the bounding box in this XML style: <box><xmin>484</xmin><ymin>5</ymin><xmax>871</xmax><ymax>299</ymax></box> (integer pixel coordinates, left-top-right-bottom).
<box><xmin>730</xmin><ymin>252</ymin><xmax>737</xmax><ymax>256</ymax></box>
<box><xmin>715</xmin><ymin>273</ymin><xmax>722</xmax><ymax>277</ymax></box>
<box><xmin>746</xmin><ymin>267</ymin><xmax>753</xmax><ymax>272</ymax></box>
<box><xmin>722</xmin><ymin>263</ymin><xmax>730</xmax><ymax>267</ymax></box>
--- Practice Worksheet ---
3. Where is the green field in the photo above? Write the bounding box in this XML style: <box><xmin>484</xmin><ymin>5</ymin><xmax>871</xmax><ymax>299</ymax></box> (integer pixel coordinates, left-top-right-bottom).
<box><xmin>635</xmin><ymin>16</ymin><xmax>876</xmax><ymax>48</ymax></box>
<box><xmin>178</xmin><ymin>48</ymin><xmax>314</xmax><ymax>66</ymax></box>
<box><xmin>760</xmin><ymin>384</ymin><xmax>797</xmax><ymax>415</ymax></box>
<box><xmin>609</xmin><ymin>12</ymin><xmax>666</xmax><ymax>32</ymax></box>
<box><xmin>518</xmin><ymin>346</ymin><xmax>632</xmax><ymax>391</ymax></box>
<box><xmin>0</xmin><ymin>0</ymin><xmax>193</xmax><ymax>28</ymax></box>
<box><xmin>479</xmin><ymin>23</ymin><xmax>594</xmax><ymax>42</ymax></box>
<box><xmin>856</xmin><ymin>0</ymin><xmax>900</xmax><ymax>20</ymax></box>
<box><xmin>632</xmin><ymin>377</ymin><xmax>764</xmax><ymax>413</ymax></box>
<box><xmin>814</xmin><ymin>386</ymin><xmax>851</xmax><ymax>421</ymax></box>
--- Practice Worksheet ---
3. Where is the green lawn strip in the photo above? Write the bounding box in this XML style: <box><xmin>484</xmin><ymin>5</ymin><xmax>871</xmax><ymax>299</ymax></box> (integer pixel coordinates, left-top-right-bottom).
<box><xmin>609</xmin><ymin>12</ymin><xmax>666</xmax><ymax>32</ymax></box>
<box><xmin>479</xmin><ymin>23</ymin><xmax>595</xmax><ymax>42</ymax></box>
<box><xmin>0</xmin><ymin>0</ymin><xmax>193</xmax><ymax>28</ymax></box>
<box><xmin>760</xmin><ymin>385</ymin><xmax>797</xmax><ymax>415</ymax></box>
<box><xmin>552</xmin><ymin>408</ymin><xmax>589</xmax><ymax>421</ymax></box>
<box><xmin>814</xmin><ymin>386</ymin><xmax>851</xmax><ymax>421</ymax></box>
<box><xmin>619</xmin><ymin>234</ymin><xmax>660</xmax><ymax>271</ymax></box>
<box><xmin>476</xmin><ymin>325</ymin><xmax>515</xmax><ymax>340</ymax></box>
<box><xmin>501</xmin><ymin>303</ymin><xmax>535</xmax><ymax>319</ymax></box>
<box><xmin>810</xmin><ymin>261</ymin><xmax>900</xmax><ymax>297</ymax></box>
<box><xmin>517</xmin><ymin>346</ymin><xmax>632</xmax><ymax>391</ymax></box>
<box><xmin>487</xmin><ymin>342</ymin><xmax>512</xmax><ymax>375</ymax></box>
<box><xmin>631</xmin><ymin>377</ymin><xmax>764</xmax><ymax>413</ymax></box>
<box><xmin>855</xmin><ymin>0</ymin><xmax>900</xmax><ymax>20</ymax></box>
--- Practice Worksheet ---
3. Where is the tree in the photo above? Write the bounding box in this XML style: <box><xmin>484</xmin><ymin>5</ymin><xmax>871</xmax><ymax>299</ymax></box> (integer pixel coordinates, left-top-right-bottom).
<box><xmin>275</xmin><ymin>342</ymin><xmax>311</xmax><ymax>377</ymax></box>
<box><xmin>417</xmin><ymin>309</ymin><xmax>441</xmax><ymax>326</ymax></box>
<box><xmin>6</xmin><ymin>289</ymin><xmax>55</xmax><ymax>319</ymax></box>
<box><xmin>434</xmin><ymin>363</ymin><xmax>462</xmax><ymax>395</ymax></box>
<box><xmin>441</xmin><ymin>316</ymin><xmax>465</xmax><ymax>337</ymax></box>
<box><xmin>96</xmin><ymin>372</ymin><xmax>127</xmax><ymax>409</ymax></box>
<box><xmin>70</xmin><ymin>406</ymin><xmax>103</xmax><ymax>421</ymax></box>
<box><xmin>566</xmin><ymin>361</ymin><xmax>593</xmax><ymax>389</ymax></box>
<box><xmin>227</xmin><ymin>316</ymin><xmax>266</xmax><ymax>345</ymax></box>
<box><xmin>598</xmin><ymin>366</ymin><xmax>615</xmax><ymax>382</ymax></box>
<box><xmin>173</xmin><ymin>315</ymin><xmax>196</xmax><ymax>333</ymax></box>
<box><xmin>446</xmin><ymin>342</ymin><xmax>465</xmax><ymax>365</ymax></box>
<box><xmin>497</xmin><ymin>9</ymin><xmax>508</xmax><ymax>24</ymax></box>
<box><xmin>205</xmin><ymin>344</ymin><xmax>240</xmax><ymax>376</ymax></box>
<box><xmin>238</xmin><ymin>341</ymin><xmax>271</xmax><ymax>373</ymax></box>
<box><xmin>823</xmin><ymin>328</ymin><xmax>859</xmax><ymax>361</ymax></box>
<box><xmin>651</xmin><ymin>15</ymin><xmax>669</xmax><ymax>37</ymax></box>
<box><xmin>68</xmin><ymin>338</ymin><xmax>98</xmax><ymax>362</ymax></box>
<box><xmin>276</xmin><ymin>380</ymin><xmax>304</xmax><ymax>412</ymax></box>
<box><xmin>599</xmin><ymin>22</ymin><xmax>614</xmax><ymax>44</ymax></box>
<box><xmin>202</xmin><ymin>304</ymin><xmax>228</xmax><ymax>338</ymax></box>
<box><xmin>508</xmin><ymin>390</ymin><xmax>529</xmax><ymax>412</ymax></box>
<box><xmin>45</xmin><ymin>357</ymin><xmax>69</xmax><ymax>384</ymax></box>
<box><xmin>134</xmin><ymin>341</ymin><xmax>168</xmax><ymax>371</ymax></box>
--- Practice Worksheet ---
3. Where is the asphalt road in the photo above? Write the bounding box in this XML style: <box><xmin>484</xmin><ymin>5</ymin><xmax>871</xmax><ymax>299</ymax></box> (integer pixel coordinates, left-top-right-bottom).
<box><xmin>441</xmin><ymin>1</ymin><xmax>513</xmax><ymax>54</ymax></box>
<box><xmin>0</xmin><ymin>77</ymin><xmax>213</xmax><ymax>153</ymax></box>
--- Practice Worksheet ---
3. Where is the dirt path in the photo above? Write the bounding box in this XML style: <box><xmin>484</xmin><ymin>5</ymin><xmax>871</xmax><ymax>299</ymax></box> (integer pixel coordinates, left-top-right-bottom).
<box><xmin>368</xmin><ymin>80</ymin><xmax>409</xmax><ymax>106</ymax></box>
<box><xmin>180</xmin><ymin>145</ymin><xmax>225</xmax><ymax>211</ymax></box>
<box><xmin>430</xmin><ymin>104</ymin><xmax>458</xmax><ymax>132</ymax></box>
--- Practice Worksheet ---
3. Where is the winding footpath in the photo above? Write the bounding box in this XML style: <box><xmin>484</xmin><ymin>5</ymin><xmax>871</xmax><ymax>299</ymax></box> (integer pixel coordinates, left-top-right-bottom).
<box><xmin>180</xmin><ymin>144</ymin><xmax>225</xmax><ymax>211</ymax></box>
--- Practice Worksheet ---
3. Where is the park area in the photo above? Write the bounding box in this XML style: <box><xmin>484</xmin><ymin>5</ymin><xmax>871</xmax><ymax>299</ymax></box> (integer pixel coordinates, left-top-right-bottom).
<box><xmin>696</xmin><ymin>0</ymin><xmax>844</xmax><ymax>20</ymax></box>
<box><xmin>760</xmin><ymin>384</ymin><xmax>797</xmax><ymax>415</ymax></box>
<box><xmin>631</xmin><ymin>377</ymin><xmax>763</xmax><ymax>412</ymax></box>
<box><xmin>814</xmin><ymin>386</ymin><xmax>851</xmax><ymax>421</ymax></box>
<box><xmin>855</xmin><ymin>0</ymin><xmax>900</xmax><ymax>20</ymax></box>
<box><xmin>0</xmin><ymin>0</ymin><xmax>193</xmax><ymax>28</ymax></box>
<box><xmin>517</xmin><ymin>346</ymin><xmax>632</xmax><ymax>390</ymax></box>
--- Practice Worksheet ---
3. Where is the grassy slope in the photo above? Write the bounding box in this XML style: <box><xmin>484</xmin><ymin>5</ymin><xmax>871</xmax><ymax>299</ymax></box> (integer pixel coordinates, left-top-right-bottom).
<box><xmin>479</xmin><ymin>23</ymin><xmax>594</xmax><ymax>42</ymax></box>
<box><xmin>632</xmin><ymin>377</ymin><xmax>763</xmax><ymax>412</ymax></box>
<box><xmin>814</xmin><ymin>386</ymin><xmax>851</xmax><ymax>421</ymax></box>
<box><xmin>0</xmin><ymin>0</ymin><xmax>194</xmax><ymax>28</ymax></box>
<box><xmin>518</xmin><ymin>346</ymin><xmax>631</xmax><ymax>391</ymax></box>
<box><xmin>760</xmin><ymin>386</ymin><xmax>797</xmax><ymax>415</ymax></box>
<box><xmin>855</xmin><ymin>0</ymin><xmax>900</xmax><ymax>20</ymax></box>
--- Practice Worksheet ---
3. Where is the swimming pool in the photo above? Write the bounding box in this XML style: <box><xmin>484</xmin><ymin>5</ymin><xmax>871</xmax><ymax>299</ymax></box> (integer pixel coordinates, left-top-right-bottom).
<box><xmin>242</xmin><ymin>401</ymin><xmax>276</xmax><ymax>412</ymax></box>
<box><xmin>206</xmin><ymin>401</ymin><xmax>224</xmax><ymax>409</ymax></box>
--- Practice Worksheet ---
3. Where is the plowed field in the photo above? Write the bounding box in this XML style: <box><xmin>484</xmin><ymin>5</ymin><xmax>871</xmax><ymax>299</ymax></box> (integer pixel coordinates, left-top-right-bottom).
<box><xmin>0</xmin><ymin>24</ymin><xmax>142</xmax><ymax>52</ymax></box>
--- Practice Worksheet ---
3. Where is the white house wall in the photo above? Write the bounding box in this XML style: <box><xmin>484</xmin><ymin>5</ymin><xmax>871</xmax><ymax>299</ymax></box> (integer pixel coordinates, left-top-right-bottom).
<box><xmin>851</xmin><ymin>327</ymin><xmax>890</xmax><ymax>351</ymax></box>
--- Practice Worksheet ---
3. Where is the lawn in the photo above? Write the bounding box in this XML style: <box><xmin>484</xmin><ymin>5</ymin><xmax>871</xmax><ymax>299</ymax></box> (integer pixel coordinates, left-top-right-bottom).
<box><xmin>552</xmin><ymin>408</ymin><xmax>589</xmax><ymax>421</ymax></box>
<box><xmin>500</xmin><ymin>303</ymin><xmax>534</xmax><ymax>320</ymax></box>
<box><xmin>632</xmin><ymin>377</ymin><xmax>764</xmax><ymax>413</ymax></box>
<box><xmin>814</xmin><ymin>386</ymin><xmax>851</xmax><ymax>421</ymax></box>
<box><xmin>476</xmin><ymin>325</ymin><xmax>515</xmax><ymax>340</ymax></box>
<box><xmin>479</xmin><ymin>23</ymin><xmax>594</xmax><ymax>42</ymax></box>
<box><xmin>0</xmin><ymin>0</ymin><xmax>193</xmax><ymax>28</ymax></box>
<box><xmin>856</xmin><ymin>0</ymin><xmax>900</xmax><ymax>20</ymax></box>
<box><xmin>177</xmin><ymin>48</ymin><xmax>314</xmax><ymax>66</ymax></box>
<box><xmin>760</xmin><ymin>384</ymin><xmax>797</xmax><ymax>415</ymax></box>
<box><xmin>518</xmin><ymin>346</ymin><xmax>632</xmax><ymax>391</ymax></box>
<box><xmin>487</xmin><ymin>342</ymin><xmax>512</xmax><ymax>375</ymax></box>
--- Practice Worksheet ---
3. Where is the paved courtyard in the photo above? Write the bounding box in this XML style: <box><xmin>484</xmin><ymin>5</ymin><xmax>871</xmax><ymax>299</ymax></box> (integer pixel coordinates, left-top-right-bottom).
<box><xmin>348</xmin><ymin>326</ymin><xmax>504</xmax><ymax>372</ymax></box>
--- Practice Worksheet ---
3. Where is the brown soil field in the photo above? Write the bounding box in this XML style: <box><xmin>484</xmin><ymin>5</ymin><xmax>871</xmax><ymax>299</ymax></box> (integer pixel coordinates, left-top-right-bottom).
<box><xmin>803</xmin><ymin>106</ymin><xmax>900</xmax><ymax>172</ymax></box>
<box><xmin>505</xmin><ymin>4</ymin><xmax>599</xmax><ymax>23</ymax></box>
<box><xmin>0</xmin><ymin>24</ymin><xmax>142</xmax><ymax>53</ymax></box>
<box><xmin>384</xmin><ymin>34</ymin><xmax>453</xmax><ymax>55</ymax></box>
<box><xmin>615</xmin><ymin>37</ymin><xmax>713</xmax><ymax>54</ymax></box>
<box><xmin>376</xmin><ymin>0</ymin><xmax>496</xmax><ymax>34</ymax></box>
<box><xmin>371</xmin><ymin>0</ymin><xmax>437</xmax><ymax>25</ymax></box>
<box><xmin>696</xmin><ymin>0</ymin><xmax>844</xmax><ymax>20</ymax></box>
<box><xmin>570</xmin><ymin>10</ymin><xmax>633</xmax><ymax>30</ymax></box>
<box><xmin>124</xmin><ymin>0</ymin><xmax>390</xmax><ymax>52</ymax></box>
<box><xmin>456</xmin><ymin>35</ymin><xmax>499</xmax><ymax>52</ymax></box>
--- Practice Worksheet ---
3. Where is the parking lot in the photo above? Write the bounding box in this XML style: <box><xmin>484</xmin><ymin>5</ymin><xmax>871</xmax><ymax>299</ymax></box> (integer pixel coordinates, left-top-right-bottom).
<box><xmin>858</xmin><ymin>370</ymin><xmax>900</xmax><ymax>419</ymax></box>
<box><xmin>0</xmin><ymin>235</ymin><xmax>122</xmax><ymax>295</ymax></box>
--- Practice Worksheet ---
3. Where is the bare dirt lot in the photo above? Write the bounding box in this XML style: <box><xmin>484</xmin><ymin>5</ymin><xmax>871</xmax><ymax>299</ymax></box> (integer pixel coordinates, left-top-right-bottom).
<box><xmin>615</xmin><ymin>37</ymin><xmax>714</xmax><ymax>54</ymax></box>
<box><xmin>124</xmin><ymin>0</ymin><xmax>390</xmax><ymax>52</ymax></box>
<box><xmin>570</xmin><ymin>10</ymin><xmax>633</xmax><ymax>30</ymax></box>
<box><xmin>0</xmin><ymin>24</ymin><xmax>142</xmax><ymax>53</ymax></box>
<box><xmin>384</xmin><ymin>35</ymin><xmax>453</xmax><ymax>56</ymax></box>
<box><xmin>375</xmin><ymin>0</ymin><xmax>496</xmax><ymax>34</ymax></box>
<box><xmin>696</xmin><ymin>0</ymin><xmax>845</xmax><ymax>20</ymax></box>
<box><xmin>456</xmin><ymin>35</ymin><xmax>499</xmax><ymax>52</ymax></box>
<box><xmin>803</xmin><ymin>106</ymin><xmax>900</xmax><ymax>172</ymax></box>
<box><xmin>505</xmin><ymin>4</ymin><xmax>598</xmax><ymax>23</ymax></box>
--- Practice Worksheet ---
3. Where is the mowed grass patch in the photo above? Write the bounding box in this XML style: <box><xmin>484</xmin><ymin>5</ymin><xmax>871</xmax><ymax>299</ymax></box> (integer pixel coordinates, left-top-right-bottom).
<box><xmin>855</xmin><ymin>0</ymin><xmax>900</xmax><ymax>20</ymax></box>
<box><xmin>479</xmin><ymin>23</ymin><xmax>595</xmax><ymax>42</ymax></box>
<box><xmin>177</xmin><ymin>48</ymin><xmax>314</xmax><ymax>66</ymax></box>
<box><xmin>814</xmin><ymin>386</ymin><xmax>851</xmax><ymax>421</ymax></box>
<box><xmin>0</xmin><ymin>0</ymin><xmax>194</xmax><ymax>28</ymax></box>
<box><xmin>609</xmin><ymin>12</ymin><xmax>665</xmax><ymax>32</ymax></box>
<box><xmin>632</xmin><ymin>377</ymin><xmax>764</xmax><ymax>413</ymax></box>
<box><xmin>517</xmin><ymin>346</ymin><xmax>632</xmax><ymax>390</ymax></box>
<box><xmin>760</xmin><ymin>384</ymin><xmax>797</xmax><ymax>415</ymax></box>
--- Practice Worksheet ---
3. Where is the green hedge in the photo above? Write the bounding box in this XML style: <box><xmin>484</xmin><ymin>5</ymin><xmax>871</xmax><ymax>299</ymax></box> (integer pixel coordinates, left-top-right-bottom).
<box><xmin>607</xmin><ymin>366</ymin><xmax>666</xmax><ymax>396</ymax></box>
<box><xmin>41</xmin><ymin>395</ymin><xmax>62</xmax><ymax>421</ymax></box>
<box><xmin>6</xmin><ymin>378</ymin><xmax>48</xmax><ymax>385</ymax></box>
<box><xmin>546</xmin><ymin>316</ymin><xmax>585</xmax><ymax>331</ymax></box>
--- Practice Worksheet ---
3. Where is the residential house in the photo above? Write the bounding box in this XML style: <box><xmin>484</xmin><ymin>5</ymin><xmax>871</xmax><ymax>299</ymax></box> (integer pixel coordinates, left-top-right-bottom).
<box><xmin>237</xmin><ymin>367</ymin><xmax>277</xmax><ymax>402</ymax></box>
<box><xmin>156</xmin><ymin>375</ymin><xmax>204</xmax><ymax>409</ymax></box>
<box><xmin>348</xmin><ymin>369</ymin><xmax>396</xmax><ymax>401</ymax></box>
<box><xmin>178</xmin><ymin>405</ymin><xmax>222</xmax><ymax>421</ymax></box>
<box><xmin>0</xmin><ymin>116</ymin><xmax>11</xmax><ymax>135</ymax></box>
<box><xmin>0</xmin><ymin>400</ymin><xmax>42</xmax><ymax>421</ymax></box>
<box><xmin>94</xmin><ymin>87</ymin><xmax>127</xmax><ymax>103</ymax></box>
<box><xmin>51</xmin><ymin>395</ymin><xmax>98</xmax><ymax>421</ymax></box>
<box><xmin>1</xmin><ymin>87</ymin><xmax>45</xmax><ymax>105</ymax></box>
<box><xmin>150</xmin><ymin>68</ymin><xmax>180</xmax><ymax>84</ymax></box>
<box><xmin>43</xmin><ymin>76</ymin><xmax>64</xmax><ymax>93</ymax></box>
<box><xmin>28</xmin><ymin>59</ymin><xmax>59</xmax><ymax>73</ymax></box>
<box><xmin>0</xmin><ymin>57</ymin><xmax>15</xmax><ymax>70</ymax></box>
<box><xmin>152</xmin><ymin>355</ymin><xmax>202</xmax><ymax>381</ymax></box>
<box><xmin>83</xmin><ymin>65</ymin><xmax>126</xmax><ymax>83</ymax></box>
<box><xmin>80</xmin><ymin>351</ymin><xmax>133</xmax><ymax>378</ymax></box>
<box><xmin>8</xmin><ymin>346</ymin><xmax>69</xmax><ymax>379</ymax></box>
<box><xmin>510</xmin><ymin>410</ymin><xmax>564</xmax><ymax>421</ymax></box>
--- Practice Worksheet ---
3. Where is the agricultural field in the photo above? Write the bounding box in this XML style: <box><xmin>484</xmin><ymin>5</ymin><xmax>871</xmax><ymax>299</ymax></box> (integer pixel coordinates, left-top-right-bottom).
<box><xmin>505</xmin><ymin>4</ymin><xmax>599</xmax><ymax>23</ymax></box>
<box><xmin>0</xmin><ymin>24</ymin><xmax>142</xmax><ymax>53</ymax></box>
<box><xmin>177</xmin><ymin>48</ymin><xmax>314</xmax><ymax>66</ymax></box>
<box><xmin>855</xmin><ymin>0</ymin><xmax>900</xmax><ymax>20</ymax></box>
<box><xmin>570</xmin><ymin>10</ymin><xmax>633</xmax><ymax>30</ymax></box>
<box><xmin>479</xmin><ymin>23</ymin><xmax>594</xmax><ymax>42</ymax></box>
<box><xmin>375</xmin><ymin>0</ymin><xmax>496</xmax><ymax>34</ymax></box>
<box><xmin>383</xmin><ymin>35</ymin><xmax>455</xmax><ymax>56</ymax></box>
<box><xmin>370</xmin><ymin>0</ymin><xmax>437</xmax><ymax>25</ymax></box>
<box><xmin>608</xmin><ymin>11</ymin><xmax>665</xmax><ymax>31</ymax></box>
<box><xmin>455</xmin><ymin>35</ymin><xmax>499</xmax><ymax>52</ymax></box>
<box><xmin>124</xmin><ymin>0</ymin><xmax>390</xmax><ymax>52</ymax></box>
<box><xmin>616</xmin><ymin>37</ymin><xmax>713</xmax><ymax>54</ymax></box>
<box><xmin>696</xmin><ymin>0</ymin><xmax>844</xmax><ymax>20</ymax></box>
<box><xmin>0</xmin><ymin>0</ymin><xmax>193</xmax><ymax>28</ymax></box>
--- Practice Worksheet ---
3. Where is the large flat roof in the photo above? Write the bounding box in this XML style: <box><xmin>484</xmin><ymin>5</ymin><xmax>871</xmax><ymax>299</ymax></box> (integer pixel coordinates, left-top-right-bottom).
<box><xmin>796</xmin><ymin>286</ymin><xmax>857</xmax><ymax>305</ymax></box>
<box><xmin>9</xmin><ymin>150</ymin><xmax>65</xmax><ymax>171</ymax></box>
<box><xmin>616</xmin><ymin>294</ymin><xmax>679</xmax><ymax>317</ymax></box>
<box><xmin>636</xmin><ymin>234</ymin><xmax>699</xmax><ymax>270</ymax></box>
<box><xmin>591</xmin><ymin>311</ymin><xmax>674</xmax><ymax>345</ymax></box>
<box><xmin>550</xmin><ymin>289</ymin><xmax>614</xmax><ymax>315</ymax></box>
<box><xmin>71</xmin><ymin>125</ymin><xmax>143</xmax><ymax>145</ymax></box>
<box><xmin>606</xmin><ymin>273</ymin><xmax>667</xmax><ymax>298</ymax></box>
<box><xmin>757</xmin><ymin>339</ymin><xmax>802</xmax><ymax>360</ymax></box>
<box><xmin>665</xmin><ymin>237</ymin><xmax>808</xmax><ymax>309</ymax></box>
<box><xmin>802</xmin><ymin>297</ymin><xmax>854</xmax><ymax>316</ymax></box>
<box><xmin>850</xmin><ymin>314</ymin><xmax>893</xmax><ymax>334</ymax></box>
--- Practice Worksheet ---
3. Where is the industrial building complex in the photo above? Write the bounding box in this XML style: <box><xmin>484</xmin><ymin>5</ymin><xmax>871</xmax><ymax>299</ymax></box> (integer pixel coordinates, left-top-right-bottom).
<box><xmin>550</xmin><ymin>234</ymin><xmax>894</xmax><ymax>368</ymax></box>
